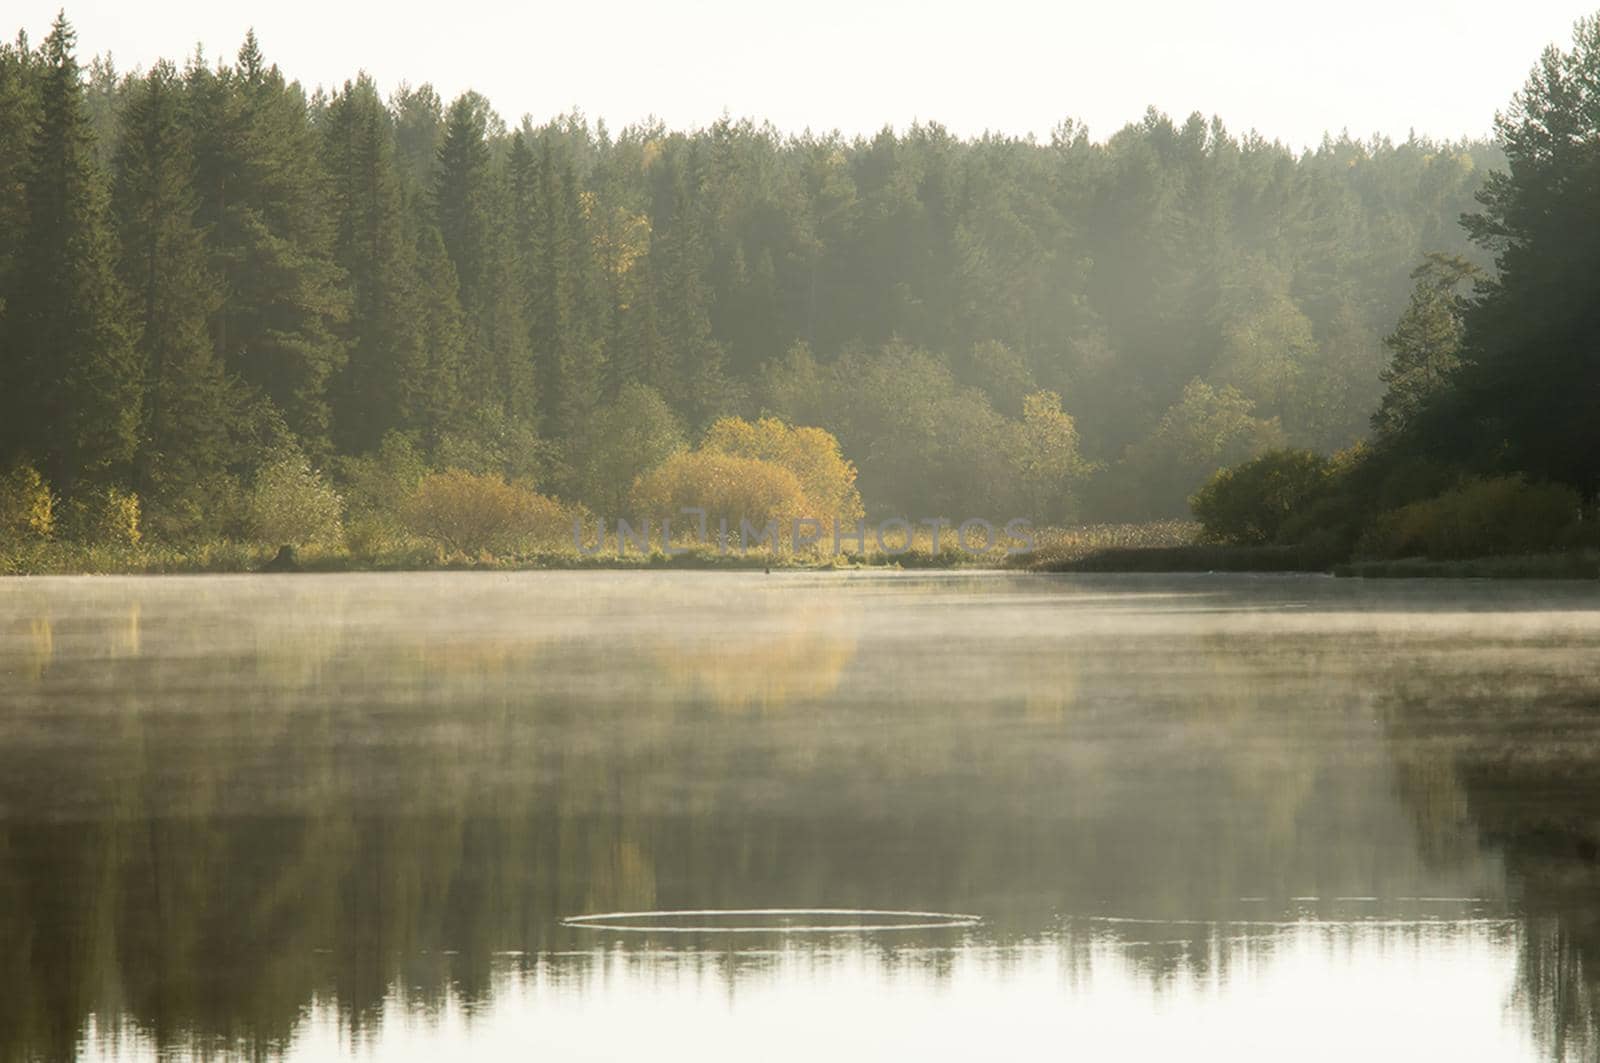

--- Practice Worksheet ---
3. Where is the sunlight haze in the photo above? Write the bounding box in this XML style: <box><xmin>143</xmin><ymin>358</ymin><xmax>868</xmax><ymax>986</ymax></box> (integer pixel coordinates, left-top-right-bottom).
<box><xmin>9</xmin><ymin>0</ymin><xmax>1596</xmax><ymax>146</ymax></box>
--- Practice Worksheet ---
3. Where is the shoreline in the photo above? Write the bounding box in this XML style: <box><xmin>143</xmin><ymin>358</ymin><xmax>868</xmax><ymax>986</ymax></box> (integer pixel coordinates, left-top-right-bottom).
<box><xmin>4</xmin><ymin>543</ymin><xmax>1597</xmax><ymax>580</ymax></box>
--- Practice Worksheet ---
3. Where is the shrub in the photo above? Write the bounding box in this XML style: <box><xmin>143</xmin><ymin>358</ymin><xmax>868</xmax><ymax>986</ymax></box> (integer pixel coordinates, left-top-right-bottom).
<box><xmin>404</xmin><ymin>469</ymin><xmax>568</xmax><ymax>554</ymax></box>
<box><xmin>336</xmin><ymin>433</ymin><xmax>429</xmax><ymax>555</ymax></box>
<box><xmin>0</xmin><ymin>465</ymin><xmax>55</xmax><ymax>542</ymax></box>
<box><xmin>1359</xmin><ymin>476</ymin><xmax>1581</xmax><ymax>559</ymax></box>
<box><xmin>142</xmin><ymin>473</ymin><xmax>245</xmax><ymax>544</ymax></box>
<box><xmin>61</xmin><ymin>486</ymin><xmax>142</xmax><ymax>546</ymax></box>
<box><xmin>629</xmin><ymin>451</ymin><xmax>810</xmax><ymax>543</ymax></box>
<box><xmin>1190</xmin><ymin>449</ymin><xmax>1332</xmax><ymax>545</ymax></box>
<box><xmin>247</xmin><ymin>451</ymin><xmax>345</xmax><ymax>549</ymax></box>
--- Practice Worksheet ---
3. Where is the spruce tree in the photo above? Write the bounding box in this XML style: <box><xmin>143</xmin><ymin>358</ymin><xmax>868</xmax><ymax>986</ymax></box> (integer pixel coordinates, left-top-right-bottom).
<box><xmin>187</xmin><ymin>32</ymin><xmax>347</xmax><ymax>458</ymax></box>
<box><xmin>647</xmin><ymin>140</ymin><xmax>729</xmax><ymax>427</ymax></box>
<box><xmin>408</xmin><ymin>201</ymin><xmax>465</xmax><ymax>449</ymax></box>
<box><xmin>435</xmin><ymin>94</ymin><xmax>535</xmax><ymax>426</ymax></box>
<box><xmin>113</xmin><ymin>60</ymin><xmax>238</xmax><ymax>529</ymax></box>
<box><xmin>0</xmin><ymin>32</ymin><xmax>40</xmax><ymax>327</ymax></box>
<box><xmin>322</xmin><ymin>75</ymin><xmax>427</xmax><ymax>453</ymax></box>
<box><xmin>511</xmin><ymin>127</ymin><xmax>604</xmax><ymax>443</ymax></box>
<box><xmin>3</xmin><ymin>14</ymin><xmax>141</xmax><ymax>492</ymax></box>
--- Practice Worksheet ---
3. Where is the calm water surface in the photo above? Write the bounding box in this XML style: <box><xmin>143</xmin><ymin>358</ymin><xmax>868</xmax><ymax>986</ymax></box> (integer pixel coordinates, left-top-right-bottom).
<box><xmin>3</xmin><ymin>572</ymin><xmax>1600</xmax><ymax>1061</ymax></box>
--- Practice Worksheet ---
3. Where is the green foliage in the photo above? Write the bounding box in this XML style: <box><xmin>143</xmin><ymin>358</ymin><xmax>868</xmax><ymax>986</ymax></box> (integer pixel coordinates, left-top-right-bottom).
<box><xmin>1373</xmin><ymin>253</ymin><xmax>1477</xmax><ymax>439</ymax></box>
<box><xmin>113</xmin><ymin>60</ymin><xmax>240</xmax><ymax>532</ymax></box>
<box><xmin>321</xmin><ymin>75</ymin><xmax>430</xmax><ymax>453</ymax></box>
<box><xmin>246</xmin><ymin>448</ymin><xmax>344</xmax><ymax>548</ymax></box>
<box><xmin>437</xmin><ymin>93</ymin><xmax>536</xmax><ymax>427</ymax></box>
<box><xmin>0</xmin><ymin>11</ymin><xmax>1544</xmax><ymax>559</ymax></box>
<box><xmin>186</xmin><ymin>33</ymin><xmax>349</xmax><ymax>456</ymax></box>
<box><xmin>1359</xmin><ymin>476</ymin><xmax>1581</xmax><ymax>560</ymax></box>
<box><xmin>404</xmin><ymin>468</ymin><xmax>567</xmax><ymax>554</ymax></box>
<box><xmin>1431</xmin><ymin>15</ymin><xmax>1600</xmax><ymax>497</ymax></box>
<box><xmin>1190</xmin><ymin>450</ymin><xmax>1333</xmax><ymax>546</ymax></box>
<box><xmin>566</xmin><ymin>382</ymin><xmax>684</xmax><ymax>513</ymax></box>
<box><xmin>1016</xmin><ymin>390</ymin><xmax>1095</xmax><ymax>524</ymax></box>
<box><xmin>1111</xmin><ymin>380</ymin><xmax>1285</xmax><ymax>519</ymax></box>
<box><xmin>434</xmin><ymin>404</ymin><xmax>546</xmax><ymax>484</ymax></box>
<box><xmin>765</xmin><ymin>342</ymin><xmax>1083</xmax><ymax>520</ymax></box>
<box><xmin>335</xmin><ymin>432</ymin><xmax>428</xmax><ymax>554</ymax></box>
<box><xmin>511</xmin><ymin>126</ymin><xmax>606</xmax><ymax>440</ymax></box>
<box><xmin>1</xmin><ymin>14</ymin><xmax>141</xmax><ymax>491</ymax></box>
<box><xmin>0</xmin><ymin>464</ymin><xmax>55</xmax><ymax>541</ymax></box>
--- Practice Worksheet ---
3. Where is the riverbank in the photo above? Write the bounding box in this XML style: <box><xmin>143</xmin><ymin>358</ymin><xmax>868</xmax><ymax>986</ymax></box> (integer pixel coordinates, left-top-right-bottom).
<box><xmin>5</xmin><ymin>524</ymin><xmax>1595</xmax><ymax>579</ymax></box>
<box><xmin>0</xmin><ymin>521</ymin><xmax>1200</xmax><ymax>575</ymax></box>
<box><xmin>1034</xmin><ymin>545</ymin><xmax>1600</xmax><ymax>579</ymax></box>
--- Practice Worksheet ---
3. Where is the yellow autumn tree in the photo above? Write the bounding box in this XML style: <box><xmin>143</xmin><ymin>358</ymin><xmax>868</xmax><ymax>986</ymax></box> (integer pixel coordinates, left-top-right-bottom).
<box><xmin>405</xmin><ymin>470</ymin><xmax>569</xmax><ymax>554</ymax></box>
<box><xmin>629</xmin><ymin>452</ymin><xmax>810</xmax><ymax>538</ymax></box>
<box><xmin>700</xmin><ymin>417</ymin><xmax>864</xmax><ymax>521</ymax></box>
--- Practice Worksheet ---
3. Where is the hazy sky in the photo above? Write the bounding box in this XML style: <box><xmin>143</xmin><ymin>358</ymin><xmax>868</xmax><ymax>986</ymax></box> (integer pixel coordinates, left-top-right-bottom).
<box><xmin>9</xmin><ymin>0</ymin><xmax>1597</xmax><ymax>147</ymax></box>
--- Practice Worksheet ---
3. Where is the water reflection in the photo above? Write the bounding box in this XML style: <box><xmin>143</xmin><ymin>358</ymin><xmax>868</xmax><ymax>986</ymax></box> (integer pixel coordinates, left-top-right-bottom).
<box><xmin>1</xmin><ymin>573</ymin><xmax>1599</xmax><ymax>1060</ymax></box>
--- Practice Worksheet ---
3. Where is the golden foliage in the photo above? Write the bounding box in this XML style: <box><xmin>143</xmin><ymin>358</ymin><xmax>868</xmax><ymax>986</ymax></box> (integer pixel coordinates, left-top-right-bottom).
<box><xmin>700</xmin><ymin>416</ymin><xmax>864</xmax><ymax>521</ymax></box>
<box><xmin>0</xmin><ymin>465</ymin><xmax>55</xmax><ymax>542</ymax></box>
<box><xmin>405</xmin><ymin>469</ymin><xmax>570</xmax><ymax>555</ymax></box>
<box><xmin>629</xmin><ymin>451</ymin><xmax>810</xmax><ymax>536</ymax></box>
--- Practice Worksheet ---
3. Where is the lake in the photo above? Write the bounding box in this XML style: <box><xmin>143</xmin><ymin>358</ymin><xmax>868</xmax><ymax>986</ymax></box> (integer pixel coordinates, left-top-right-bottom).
<box><xmin>2</xmin><ymin>572</ymin><xmax>1599</xmax><ymax>1061</ymax></box>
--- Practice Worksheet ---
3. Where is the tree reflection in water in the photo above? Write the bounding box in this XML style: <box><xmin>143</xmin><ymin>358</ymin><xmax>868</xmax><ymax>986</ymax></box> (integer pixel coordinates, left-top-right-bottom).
<box><xmin>1</xmin><ymin>573</ymin><xmax>1598</xmax><ymax>1060</ymax></box>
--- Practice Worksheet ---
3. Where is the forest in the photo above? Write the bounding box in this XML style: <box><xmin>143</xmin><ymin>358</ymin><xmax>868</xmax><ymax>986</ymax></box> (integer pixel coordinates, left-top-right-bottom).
<box><xmin>0</xmin><ymin>10</ymin><xmax>1593</xmax><ymax>569</ymax></box>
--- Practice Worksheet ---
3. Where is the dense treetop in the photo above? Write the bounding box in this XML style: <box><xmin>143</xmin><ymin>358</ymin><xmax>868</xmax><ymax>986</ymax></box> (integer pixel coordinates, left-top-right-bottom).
<box><xmin>0</xmin><ymin>13</ymin><xmax>1513</xmax><ymax>540</ymax></box>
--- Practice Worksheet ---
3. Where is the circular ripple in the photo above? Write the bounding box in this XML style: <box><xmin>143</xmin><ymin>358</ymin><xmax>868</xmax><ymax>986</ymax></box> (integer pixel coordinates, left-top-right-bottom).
<box><xmin>562</xmin><ymin>908</ymin><xmax>982</xmax><ymax>933</ymax></box>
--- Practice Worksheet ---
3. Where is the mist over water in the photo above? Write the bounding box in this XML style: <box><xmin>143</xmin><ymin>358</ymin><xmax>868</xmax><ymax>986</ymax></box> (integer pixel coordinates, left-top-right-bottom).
<box><xmin>4</xmin><ymin>572</ymin><xmax>1600</xmax><ymax>1060</ymax></box>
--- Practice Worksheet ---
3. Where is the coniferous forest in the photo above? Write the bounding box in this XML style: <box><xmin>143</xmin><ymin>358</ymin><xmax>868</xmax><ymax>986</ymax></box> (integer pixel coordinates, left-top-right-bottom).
<box><xmin>1</xmin><ymin>11</ymin><xmax>1596</xmax><ymax>570</ymax></box>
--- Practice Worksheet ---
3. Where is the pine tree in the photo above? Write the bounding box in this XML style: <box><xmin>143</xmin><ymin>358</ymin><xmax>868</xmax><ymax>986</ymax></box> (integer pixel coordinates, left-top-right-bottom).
<box><xmin>2</xmin><ymin>14</ymin><xmax>141</xmax><ymax>491</ymax></box>
<box><xmin>113</xmin><ymin>60</ymin><xmax>238</xmax><ymax>527</ymax></box>
<box><xmin>1372</xmin><ymin>253</ymin><xmax>1476</xmax><ymax>440</ymax></box>
<box><xmin>1440</xmin><ymin>15</ymin><xmax>1600</xmax><ymax>497</ymax></box>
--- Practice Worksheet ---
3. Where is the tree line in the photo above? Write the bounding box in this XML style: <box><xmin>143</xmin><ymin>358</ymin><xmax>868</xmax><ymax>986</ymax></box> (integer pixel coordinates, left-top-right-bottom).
<box><xmin>0</xmin><ymin>12</ymin><xmax>1500</xmax><ymax>548</ymax></box>
<box><xmin>1190</xmin><ymin>14</ymin><xmax>1600</xmax><ymax>566</ymax></box>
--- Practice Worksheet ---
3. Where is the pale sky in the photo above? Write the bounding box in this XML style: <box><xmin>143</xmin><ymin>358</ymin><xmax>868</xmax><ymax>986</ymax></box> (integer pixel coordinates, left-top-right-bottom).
<box><xmin>10</xmin><ymin>0</ymin><xmax>1598</xmax><ymax>148</ymax></box>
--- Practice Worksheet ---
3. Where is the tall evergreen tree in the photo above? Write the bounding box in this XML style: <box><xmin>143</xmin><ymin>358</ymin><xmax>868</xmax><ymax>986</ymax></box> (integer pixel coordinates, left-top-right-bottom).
<box><xmin>0</xmin><ymin>31</ymin><xmax>40</xmax><ymax>328</ymax></box>
<box><xmin>113</xmin><ymin>60</ymin><xmax>238</xmax><ymax>526</ymax></box>
<box><xmin>187</xmin><ymin>32</ymin><xmax>347</xmax><ymax>457</ymax></box>
<box><xmin>435</xmin><ymin>93</ymin><xmax>534</xmax><ymax>424</ymax></box>
<box><xmin>1439</xmin><ymin>16</ymin><xmax>1600</xmax><ymax>497</ymax></box>
<box><xmin>389</xmin><ymin>82</ymin><xmax>443</xmax><ymax>198</ymax></box>
<box><xmin>647</xmin><ymin>140</ymin><xmax>730</xmax><ymax>426</ymax></box>
<box><xmin>1</xmin><ymin>14</ymin><xmax>140</xmax><ymax>491</ymax></box>
<box><xmin>322</xmin><ymin>74</ymin><xmax>427</xmax><ymax>453</ymax></box>
<box><xmin>1372</xmin><ymin>253</ymin><xmax>1476</xmax><ymax>440</ymax></box>
<box><xmin>511</xmin><ymin>127</ymin><xmax>605</xmax><ymax>442</ymax></box>
<box><xmin>408</xmin><ymin>201</ymin><xmax>465</xmax><ymax>449</ymax></box>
